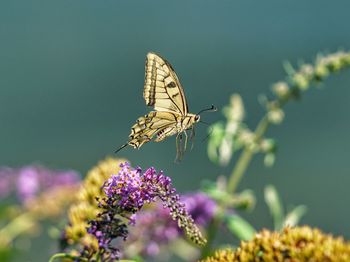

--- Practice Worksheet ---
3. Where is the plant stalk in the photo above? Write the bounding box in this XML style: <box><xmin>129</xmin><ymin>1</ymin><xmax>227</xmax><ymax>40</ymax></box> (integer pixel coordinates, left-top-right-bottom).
<box><xmin>227</xmin><ymin>116</ymin><xmax>270</xmax><ymax>194</ymax></box>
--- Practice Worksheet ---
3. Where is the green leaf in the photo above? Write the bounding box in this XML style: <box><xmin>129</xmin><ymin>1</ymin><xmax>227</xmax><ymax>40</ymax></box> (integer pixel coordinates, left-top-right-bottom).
<box><xmin>264</xmin><ymin>185</ymin><xmax>284</xmax><ymax>230</ymax></box>
<box><xmin>283</xmin><ymin>205</ymin><xmax>307</xmax><ymax>227</ymax></box>
<box><xmin>225</xmin><ymin>214</ymin><xmax>256</xmax><ymax>240</ymax></box>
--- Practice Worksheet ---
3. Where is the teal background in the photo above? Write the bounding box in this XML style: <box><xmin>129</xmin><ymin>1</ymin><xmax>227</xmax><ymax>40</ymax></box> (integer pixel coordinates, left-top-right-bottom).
<box><xmin>1</xmin><ymin>1</ymin><xmax>350</xmax><ymax>261</ymax></box>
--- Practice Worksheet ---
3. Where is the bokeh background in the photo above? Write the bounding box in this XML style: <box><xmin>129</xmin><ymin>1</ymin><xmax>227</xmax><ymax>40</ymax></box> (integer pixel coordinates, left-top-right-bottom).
<box><xmin>1</xmin><ymin>1</ymin><xmax>350</xmax><ymax>261</ymax></box>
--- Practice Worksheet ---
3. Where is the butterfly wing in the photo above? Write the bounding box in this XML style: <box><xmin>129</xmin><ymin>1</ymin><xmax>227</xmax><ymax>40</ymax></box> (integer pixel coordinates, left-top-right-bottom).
<box><xmin>125</xmin><ymin>111</ymin><xmax>180</xmax><ymax>149</ymax></box>
<box><xmin>144</xmin><ymin>52</ymin><xmax>188</xmax><ymax>115</ymax></box>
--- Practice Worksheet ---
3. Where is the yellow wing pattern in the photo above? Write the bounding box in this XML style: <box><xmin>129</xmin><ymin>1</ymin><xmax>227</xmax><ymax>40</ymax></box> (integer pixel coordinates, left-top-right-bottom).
<box><xmin>127</xmin><ymin>111</ymin><xmax>180</xmax><ymax>149</ymax></box>
<box><xmin>144</xmin><ymin>52</ymin><xmax>188</xmax><ymax>115</ymax></box>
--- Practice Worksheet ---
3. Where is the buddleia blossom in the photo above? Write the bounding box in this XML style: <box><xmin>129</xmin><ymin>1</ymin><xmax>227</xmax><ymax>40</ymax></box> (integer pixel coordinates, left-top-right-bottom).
<box><xmin>86</xmin><ymin>162</ymin><xmax>207</xmax><ymax>261</ymax></box>
<box><xmin>123</xmin><ymin>192</ymin><xmax>216</xmax><ymax>258</ymax></box>
<box><xmin>200</xmin><ymin>249</ymin><xmax>235</xmax><ymax>262</ymax></box>
<box><xmin>0</xmin><ymin>165</ymin><xmax>80</xmax><ymax>203</ymax></box>
<box><xmin>85</xmin><ymin>215</ymin><xmax>128</xmax><ymax>260</ymax></box>
<box><xmin>0</xmin><ymin>165</ymin><xmax>80</xmax><ymax>218</ymax></box>
<box><xmin>63</xmin><ymin>157</ymin><xmax>127</xmax><ymax>258</ymax></box>
<box><xmin>0</xmin><ymin>165</ymin><xmax>80</xmax><ymax>252</ymax></box>
<box><xmin>200</xmin><ymin>226</ymin><xmax>350</xmax><ymax>262</ymax></box>
<box><xmin>0</xmin><ymin>167</ymin><xmax>16</xmax><ymax>199</ymax></box>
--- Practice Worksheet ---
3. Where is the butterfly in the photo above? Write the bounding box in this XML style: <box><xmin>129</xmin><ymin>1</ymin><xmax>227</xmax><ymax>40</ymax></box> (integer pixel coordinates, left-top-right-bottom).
<box><xmin>116</xmin><ymin>52</ymin><xmax>216</xmax><ymax>160</ymax></box>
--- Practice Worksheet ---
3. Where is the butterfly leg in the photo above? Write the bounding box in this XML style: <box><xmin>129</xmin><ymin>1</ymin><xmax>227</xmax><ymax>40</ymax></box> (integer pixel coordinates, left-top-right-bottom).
<box><xmin>175</xmin><ymin>133</ymin><xmax>183</xmax><ymax>162</ymax></box>
<box><xmin>190</xmin><ymin>126</ymin><xmax>195</xmax><ymax>151</ymax></box>
<box><xmin>183</xmin><ymin>130</ymin><xmax>188</xmax><ymax>152</ymax></box>
<box><xmin>175</xmin><ymin>133</ymin><xmax>180</xmax><ymax>162</ymax></box>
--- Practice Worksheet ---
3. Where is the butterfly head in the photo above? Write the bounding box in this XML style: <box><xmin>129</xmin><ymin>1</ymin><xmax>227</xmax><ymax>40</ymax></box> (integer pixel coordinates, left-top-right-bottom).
<box><xmin>191</xmin><ymin>105</ymin><xmax>217</xmax><ymax>126</ymax></box>
<box><xmin>194</xmin><ymin>115</ymin><xmax>201</xmax><ymax>123</ymax></box>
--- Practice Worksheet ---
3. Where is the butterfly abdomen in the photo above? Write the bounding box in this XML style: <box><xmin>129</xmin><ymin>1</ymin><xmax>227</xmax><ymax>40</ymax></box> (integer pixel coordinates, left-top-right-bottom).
<box><xmin>155</xmin><ymin>126</ymin><xmax>177</xmax><ymax>142</ymax></box>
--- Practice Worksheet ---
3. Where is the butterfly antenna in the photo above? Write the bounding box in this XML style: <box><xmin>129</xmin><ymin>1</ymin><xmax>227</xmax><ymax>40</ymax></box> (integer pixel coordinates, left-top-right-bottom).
<box><xmin>115</xmin><ymin>143</ymin><xmax>128</xmax><ymax>154</ymax></box>
<box><xmin>197</xmin><ymin>104</ymin><xmax>218</xmax><ymax>115</ymax></box>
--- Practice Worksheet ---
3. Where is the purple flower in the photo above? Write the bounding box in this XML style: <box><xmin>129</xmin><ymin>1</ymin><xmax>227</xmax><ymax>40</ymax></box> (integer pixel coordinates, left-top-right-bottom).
<box><xmin>86</xmin><ymin>162</ymin><xmax>207</xmax><ymax>261</ymax></box>
<box><xmin>182</xmin><ymin>192</ymin><xmax>216</xmax><ymax>226</ymax></box>
<box><xmin>87</xmin><ymin>215</ymin><xmax>127</xmax><ymax>261</ymax></box>
<box><xmin>146</xmin><ymin>241</ymin><xmax>160</xmax><ymax>257</ymax></box>
<box><xmin>0</xmin><ymin>165</ymin><xmax>80</xmax><ymax>202</ymax></box>
<box><xmin>17</xmin><ymin>167</ymin><xmax>40</xmax><ymax>201</ymax></box>
<box><xmin>102</xmin><ymin>163</ymin><xmax>178</xmax><ymax>214</ymax></box>
<box><xmin>0</xmin><ymin>167</ymin><xmax>16</xmax><ymax>199</ymax></box>
<box><xmin>124</xmin><ymin>192</ymin><xmax>216</xmax><ymax>257</ymax></box>
<box><xmin>17</xmin><ymin>166</ymin><xmax>80</xmax><ymax>202</ymax></box>
<box><xmin>103</xmin><ymin>162</ymin><xmax>145</xmax><ymax>211</ymax></box>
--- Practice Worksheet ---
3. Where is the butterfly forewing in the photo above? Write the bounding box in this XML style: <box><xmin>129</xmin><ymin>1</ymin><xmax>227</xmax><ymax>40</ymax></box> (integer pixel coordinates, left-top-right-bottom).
<box><xmin>144</xmin><ymin>53</ymin><xmax>188</xmax><ymax>115</ymax></box>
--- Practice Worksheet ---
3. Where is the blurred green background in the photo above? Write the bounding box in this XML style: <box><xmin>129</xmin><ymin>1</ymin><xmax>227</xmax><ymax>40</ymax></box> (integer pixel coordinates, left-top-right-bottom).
<box><xmin>1</xmin><ymin>0</ymin><xmax>350</xmax><ymax>261</ymax></box>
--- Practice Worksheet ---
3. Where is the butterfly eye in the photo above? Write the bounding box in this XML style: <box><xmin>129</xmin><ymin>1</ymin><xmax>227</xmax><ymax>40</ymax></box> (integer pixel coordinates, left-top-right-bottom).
<box><xmin>194</xmin><ymin>115</ymin><xmax>200</xmax><ymax>122</ymax></box>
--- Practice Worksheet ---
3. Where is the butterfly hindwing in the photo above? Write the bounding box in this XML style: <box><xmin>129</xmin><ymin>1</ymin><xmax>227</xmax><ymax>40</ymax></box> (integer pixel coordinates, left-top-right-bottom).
<box><xmin>127</xmin><ymin>111</ymin><xmax>180</xmax><ymax>148</ymax></box>
<box><xmin>144</xmin><ymin>52</ymin><xmax>188</xmax><ymax>115</ymax></box>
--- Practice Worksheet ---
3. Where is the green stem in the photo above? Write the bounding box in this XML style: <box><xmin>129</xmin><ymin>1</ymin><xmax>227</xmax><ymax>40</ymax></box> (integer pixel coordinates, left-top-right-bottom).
<box><xmin>227</xmin><ymin>116</ymin><xmax>270</xmax><ymax>194</ymax></box>
<box><xmin>200</xmin><ymin>222</ymin><xmax>218</xmax><ymax>258</ymax></box>
<box><xmin>227</xmin><ymin>148</ymin><xmax>254</xmax><ymax>194</ymax></box>
<box><xmin>202</xmin><ymin>90</ymin><xmax>293</xmax><ymax>260</ymax></box>
<box><xmin>0</xmin><ymin>212</ymin><xmax>36</xmax><ymax>246</ymax></box>
<box><xmin>49</xmin><ymin>253</ymin><xmax>88</xmax><ymax>262</ymax></box>
<box><xmin>201</xmin><ymin>117</ymin><xmax>271</xmax><ymax>258</ymax></box>
<box><xmin>201</xmin><ymin>51</ymin><xmax>350</xmax><ymax>259</ymax></box>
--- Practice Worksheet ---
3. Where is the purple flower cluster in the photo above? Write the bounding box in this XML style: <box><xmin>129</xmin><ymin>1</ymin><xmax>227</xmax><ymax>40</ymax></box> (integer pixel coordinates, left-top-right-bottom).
<box><xmin>87</xmin><ymin>162</ymin><xmax>208</xmax><ymax>261</ymax></box>
<box><xmin>103</xmin><ymin>163</ymin><xmax>175</xmax><ymax>212</ymax></box>
<box><xmin>86</xmin><ymin>215</ymin><xmax>127</xmax><ymax>261</ymax></box>
<box><xmin>0</xmin><ymin>165</ymin><xmax>80</xmax><ymax>202</ymax></box>
<box><xmin>124</xmin><ymin>192</ymin><xmax>216</xmax><ymax>257</ymax></box>
<box><xmin>183</xmin><ymin>192</ymin><xmax>216</xmax><ymax>227</ymax></box>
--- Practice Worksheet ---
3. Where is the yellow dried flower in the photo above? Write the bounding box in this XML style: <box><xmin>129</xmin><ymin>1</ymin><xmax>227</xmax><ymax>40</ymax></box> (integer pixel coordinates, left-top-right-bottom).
<box><xmin>200</xmin><ymin>226</ymin><xmax>350</xmax><ymax>262</ymax></box>
<box><xmin>64</xmin><ymin>157</ymin><xmax>127</xmax><ymax>251</ymax></box>
<box><xmin>203</xmin><ymin>249</ymin><xmax>235</xmax><ymax>262</ymax></box>
<box><xmin>26</xmin><ymin>184</ymin><xmax>79</xmax><ymax>219</ymax></box>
